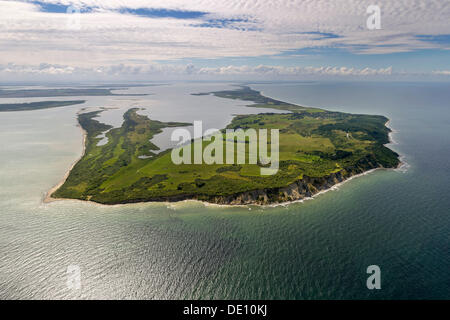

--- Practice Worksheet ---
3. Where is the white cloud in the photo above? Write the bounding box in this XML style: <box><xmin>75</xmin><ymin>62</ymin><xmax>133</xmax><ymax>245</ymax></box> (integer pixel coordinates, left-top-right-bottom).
<box><xmin>433</xmin><ymin>70</ymin><xmax>450</xmax><ymax>75</ymax></box>
<box><xmin>0</xmin><ymin>62</ymin><xmax>394</xmax><ymax>79</ymax></box>
<box><xmin>198</xmin><ymin>65</ymin><xmax>393</xmax><ymax>76</ymax></box>
<box><xmin>1</xmin><ymin>63</ymin><xmax>76</xmax><ymax>74</ymax></box>
<box><xmin>0</xmin><ymin>0</ymin><xmax>449</xmax><ymax>77</ymax></box>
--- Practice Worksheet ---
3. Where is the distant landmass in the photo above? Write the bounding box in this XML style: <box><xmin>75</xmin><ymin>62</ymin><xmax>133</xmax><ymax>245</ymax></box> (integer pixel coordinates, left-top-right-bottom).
<box><xmin>0</xmin><ymin>100</ymin><xmax>85</xmax><ymax>112</ymax></box>
<box><xmin>0</xmin><ymin>88</ymin><xmax>148</xmax><ymax>98</ymax></box>
<box><xmin>50</xmin><ymin>87</ymin><xmax>400</xmax><ymax>205</ymax></box>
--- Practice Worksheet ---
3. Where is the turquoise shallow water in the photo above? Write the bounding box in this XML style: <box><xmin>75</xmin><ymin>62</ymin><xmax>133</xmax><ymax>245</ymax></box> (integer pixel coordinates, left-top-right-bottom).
<box><xmin>0</xmin><ymin>82</ymin><xmax>449</xmax><ymax>299</ymax></box>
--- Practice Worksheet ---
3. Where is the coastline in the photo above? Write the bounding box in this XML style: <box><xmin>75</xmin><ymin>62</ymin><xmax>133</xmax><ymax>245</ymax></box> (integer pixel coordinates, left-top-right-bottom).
<box><xmin>266</xmin><ymin>122</ymin><xmax>404</xmax><ymax>207</ymax></box>
<box><xmin>45</xmin><ymin>160</ymin><xmax>391</xmax><ymax>208</ymax></box>
<box><xmin>265</xmin><ymin>167</ymin><xmax>380</xmax><ymax>208</ymax></box>
<box><xmin>385</xmin><ymin>119</ymin><xmax>409</xmax><ymax>172</ymax></box>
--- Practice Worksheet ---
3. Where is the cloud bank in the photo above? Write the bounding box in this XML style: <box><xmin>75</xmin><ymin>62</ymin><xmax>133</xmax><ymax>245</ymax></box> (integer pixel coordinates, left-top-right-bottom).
<box><xmin>0</xmin><ymin>1</ymin><xmax>449</xmax><ymax>80</ymax></box>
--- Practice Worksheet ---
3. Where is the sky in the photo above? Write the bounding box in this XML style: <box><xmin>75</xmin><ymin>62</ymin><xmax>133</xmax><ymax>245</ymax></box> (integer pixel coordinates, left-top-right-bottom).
<box><xmin>0</xmin><ymin>0</ymin><xmax>449</xmax><ymax>82</ymax></box>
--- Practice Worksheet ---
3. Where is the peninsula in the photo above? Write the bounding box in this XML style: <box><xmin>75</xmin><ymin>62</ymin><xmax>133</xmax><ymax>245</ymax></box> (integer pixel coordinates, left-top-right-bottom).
<box><xmin>50</xmin><ymin>87</ymin><xmax>400</xmax><ymax>205</ymax></box>
<box><xmin>0</xmin><ymin>88</ymin><xmax>146</xmax><ymax>98</ymax></box>
<box><xmin>0</xmin><ymin>100</ymin><xmax>85</xmax><ymax>112</ymax></box>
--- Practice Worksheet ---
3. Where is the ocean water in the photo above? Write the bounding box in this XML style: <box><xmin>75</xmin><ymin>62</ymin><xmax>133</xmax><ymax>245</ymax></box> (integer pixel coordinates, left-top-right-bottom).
<box><xmin>0</xmin><ymin>82</ymin><xmax>449</xmax><ymax>299</ymax></box>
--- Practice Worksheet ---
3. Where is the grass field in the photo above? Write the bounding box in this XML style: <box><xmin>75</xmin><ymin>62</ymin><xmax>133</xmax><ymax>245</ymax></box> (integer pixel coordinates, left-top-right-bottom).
<box><xmin>53</xmin><ymin>87</ymin><xmax>399</xmax><ymax>204</ymax></box>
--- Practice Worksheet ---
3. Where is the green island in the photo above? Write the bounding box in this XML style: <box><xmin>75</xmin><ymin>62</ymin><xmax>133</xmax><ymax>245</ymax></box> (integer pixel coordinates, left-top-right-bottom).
<box><xmin>51</xmin><ymin>86</ymin><xmax>400</xmax><ymax>205</ymax></box>
<box><xmin>0</xmin><ymin>88</ymin><xmax>147</xmax><ymax>98</ymax></box>
<box><xmin>0</xmin><ymin>100</ymin><xmax>85</xmax><ymax>112</ymax></box>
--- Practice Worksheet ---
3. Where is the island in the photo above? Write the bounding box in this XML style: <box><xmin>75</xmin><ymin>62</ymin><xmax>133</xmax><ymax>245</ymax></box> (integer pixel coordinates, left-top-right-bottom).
<box><xmin>0</xmin><ymin>88</ymin><xmax>147</xmax><ymax>98</ymax></box>
<box><xmin>49</xmin><ymin>86</ymin><xmax>400</xmax><ymax>205</ymax></box>
<box><xmin>0</xmin><ymin>100</ymin><xmax>85</xmax><ymax>112</ymax></box>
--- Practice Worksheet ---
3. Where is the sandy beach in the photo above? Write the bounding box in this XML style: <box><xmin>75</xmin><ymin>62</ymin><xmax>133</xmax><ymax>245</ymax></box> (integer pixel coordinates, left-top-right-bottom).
<box><xmin>43</xmin><ymin>122</ymin><xmax>87</xmax><ymax>203</ymax></box>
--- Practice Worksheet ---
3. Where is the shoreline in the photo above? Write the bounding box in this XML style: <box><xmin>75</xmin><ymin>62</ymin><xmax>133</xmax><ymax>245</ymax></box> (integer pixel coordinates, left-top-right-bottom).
<box><xmin>265</xmin><ymin>167</ymin><xmax>380</xmax><ymax>208</ymax></box>
<box><xmin>44</xmin><ymin>162</ymin><xmax>392</xmax><ymax>209</ymax></box>
<box><xmin>43</xmin><ymin>113</ymin><xmax>88</xmax><ymax>203</ymax></box>
<box><xmin>264</xmin><ymin>120</ymin><xmax>404</xmax><ymax>208</ymax></box>
<box><xmin>385</xmin><ymin>119</ymin><xmax>409</xmax><ymax>172</ymax></box>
